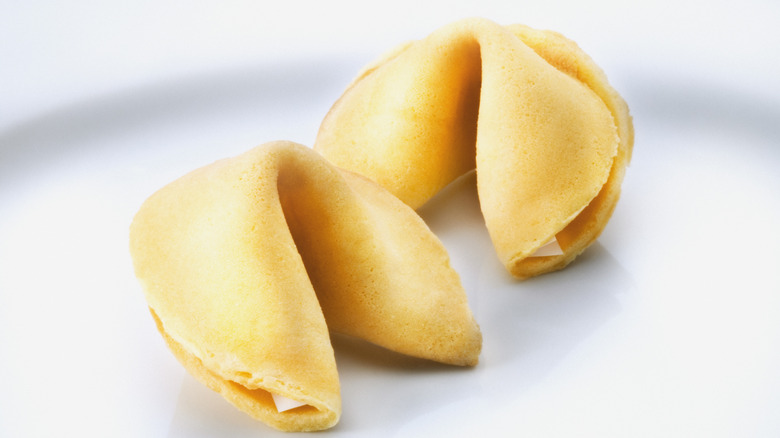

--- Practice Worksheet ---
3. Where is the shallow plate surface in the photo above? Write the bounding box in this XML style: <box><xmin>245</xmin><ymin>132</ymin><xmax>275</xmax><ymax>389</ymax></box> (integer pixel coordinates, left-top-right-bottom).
<box><xmin>2</xmin><ymin>2</ymin><xmax>779</xmax><ymax>437</ymax></box>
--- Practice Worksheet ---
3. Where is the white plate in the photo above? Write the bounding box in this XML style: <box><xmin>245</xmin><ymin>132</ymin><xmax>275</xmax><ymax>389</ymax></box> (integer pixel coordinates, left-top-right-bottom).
<box><xmin>2</xmin><ymin>2</ymin><xmax>780</xmax><ymax>437</ymax></box>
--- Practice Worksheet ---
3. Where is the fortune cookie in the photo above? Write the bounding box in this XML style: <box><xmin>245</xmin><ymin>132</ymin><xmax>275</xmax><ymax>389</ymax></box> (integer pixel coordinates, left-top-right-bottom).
<box><xmin>315</xmin><ymin>18</ymin><xmax>634</xmax><ymax>279</ymax></box>
<box><xmin>129</xmin><ymin>141</ymin><xmax>481</xmax><ymax>432</ymax></box>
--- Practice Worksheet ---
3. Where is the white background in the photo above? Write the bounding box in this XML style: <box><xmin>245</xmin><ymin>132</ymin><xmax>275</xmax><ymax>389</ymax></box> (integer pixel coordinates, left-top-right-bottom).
<box><xmin>1</xmin><ymin>1</ymin><xmax>779</xmax><ymax>436</ymax></box>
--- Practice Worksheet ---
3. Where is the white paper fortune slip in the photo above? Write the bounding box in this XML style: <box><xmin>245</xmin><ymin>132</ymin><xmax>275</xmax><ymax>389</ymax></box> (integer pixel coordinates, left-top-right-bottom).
<box><xmin>271</xmin><ymin>393</ymin><xmax>307</xmax><ymax>412</ymax></box>
<box><xmin>530</xmin><ymin>236</ymin><xmax>564</xmax><ymax>257</ymax></box>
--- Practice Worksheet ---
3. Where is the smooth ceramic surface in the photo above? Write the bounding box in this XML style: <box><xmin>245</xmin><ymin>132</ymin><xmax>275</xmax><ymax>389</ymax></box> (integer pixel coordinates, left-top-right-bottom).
<box><xmin>2</xmin><ymin>1</ymin><xmax>779</xmax><ymax>436</ymax></box>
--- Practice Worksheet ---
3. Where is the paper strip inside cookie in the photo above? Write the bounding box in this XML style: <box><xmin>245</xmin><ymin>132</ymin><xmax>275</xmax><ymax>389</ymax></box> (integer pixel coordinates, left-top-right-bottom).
<box><xmin>271</xmin><ymin>393</ymin><xmax>307</xmax><ymax>412</ymax></box>
<box><xmin>530</xmin><ymin>237</ymin><xmax>564</xmax><ymax>257</ymax></box>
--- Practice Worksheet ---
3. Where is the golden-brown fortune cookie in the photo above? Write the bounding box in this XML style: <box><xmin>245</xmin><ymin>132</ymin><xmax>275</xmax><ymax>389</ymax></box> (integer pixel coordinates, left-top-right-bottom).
<box><xmin>129</xmin><ymin>141</ymin><xmax>481</xmax><ymax>432</ymax></box>
<box><xmin>315</xmin><ymin>18</ymin><xmax>634</xmax><ymax>279</ymax></box>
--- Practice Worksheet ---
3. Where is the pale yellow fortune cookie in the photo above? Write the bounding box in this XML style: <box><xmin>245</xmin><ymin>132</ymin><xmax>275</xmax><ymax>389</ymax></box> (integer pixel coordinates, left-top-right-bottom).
<box><xmin>315</xmin><ymin>18</ymin><xmax>634</xmax><ymax>279</ymax></box>
<box><xmin>129</xmin><ymin>142</ymin><xmax>481</xmax><ymax>432</ymax></box>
